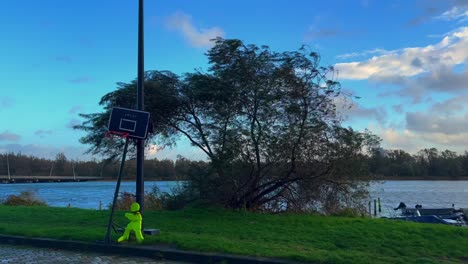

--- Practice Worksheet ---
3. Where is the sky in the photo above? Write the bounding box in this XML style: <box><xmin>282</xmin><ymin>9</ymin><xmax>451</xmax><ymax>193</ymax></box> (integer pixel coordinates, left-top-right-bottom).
<box><xmin>0</xmin><ymin>0</ymin><xmax>467</xmax><ymax>161</ymax></box>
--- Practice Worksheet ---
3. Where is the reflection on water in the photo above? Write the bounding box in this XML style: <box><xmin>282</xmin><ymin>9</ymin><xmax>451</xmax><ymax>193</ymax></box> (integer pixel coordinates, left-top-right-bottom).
<box><xmin>370</xmin><ymin>180</ymin><xmax>468</xmax><ymax>217</ymax></box>
<box><xmin>0</xmin><ymin>181</ymin><xmax>181</xmax><ymax>209</ymax></box>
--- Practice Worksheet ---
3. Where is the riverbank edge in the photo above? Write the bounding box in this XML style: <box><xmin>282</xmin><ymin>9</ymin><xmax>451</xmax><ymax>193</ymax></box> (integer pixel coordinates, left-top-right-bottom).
<box><xmin>0</xmin><ymin>234</ymin><xmax>301</xmax><ymax>264</ymax></box>
<box><xmin>377</xmin><ymin>176</ymin><xmax>468</xmax><ymax>181</ymax></box>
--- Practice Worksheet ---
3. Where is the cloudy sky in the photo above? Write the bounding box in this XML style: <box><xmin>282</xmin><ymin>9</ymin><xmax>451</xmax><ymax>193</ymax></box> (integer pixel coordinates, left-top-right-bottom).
<box><xmin>0</xmin><ymin>0</ymin><xmax>467</xmax><ymax>160</ymax></box>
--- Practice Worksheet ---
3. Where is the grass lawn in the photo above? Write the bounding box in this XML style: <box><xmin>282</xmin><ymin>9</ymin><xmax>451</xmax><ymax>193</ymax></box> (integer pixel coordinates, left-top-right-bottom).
<box><xmin>0</xmin><ymin>205</ymin><xmax>467</xmax><ymax>263</ymax></box>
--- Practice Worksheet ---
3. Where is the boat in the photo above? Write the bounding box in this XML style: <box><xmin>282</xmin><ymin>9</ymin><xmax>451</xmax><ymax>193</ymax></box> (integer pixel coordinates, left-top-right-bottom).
<box><xmin>388</xmin><ymin>202</ymin><xmax>467</xmax><ymax>227</ymax></box>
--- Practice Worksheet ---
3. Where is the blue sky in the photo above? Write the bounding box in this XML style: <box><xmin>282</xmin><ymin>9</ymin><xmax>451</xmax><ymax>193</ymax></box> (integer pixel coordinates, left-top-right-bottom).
<box><xmin>0</xmin><ymin>0</ymin><xmax>467</xmax><ymax>161</ymax></box>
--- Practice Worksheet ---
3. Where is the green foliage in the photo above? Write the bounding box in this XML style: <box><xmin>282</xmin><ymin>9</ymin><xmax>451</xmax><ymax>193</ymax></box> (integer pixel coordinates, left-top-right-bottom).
<box><xmin>0</xmin><ymin>206</ymin><xmax>467</xmax><ymax>264</ymax></box>
<box><xmin>111</xmin><ymin>184</ymin><xmax>197</xmax><ymax>211</ymax></box>
<box><xmin>111</xmin><ymin>191</ymin><xmax>165</xmax><ymax>211</ymax></box>
<box><xmin>75</xmin><ymin>71</ymin><xmax>181</xmax><ymax>159</ymax></box>
<box><xmin>330</xmin><ymin>207</ymin><xmax>363</xmax><ymax>217</ymax></box>
<box><xmin>76</xmin><ymin>38</ymin><xmax>379</xmax><ymax>213</ymax></box>
<box><xmin>369</xmin><ymin>148</ymin><xmax>468</xmax><ymax>179</ymax></box>
<box><xmin>2</xmin><ymin>191</ymin><xmax>47</xmax><ymax>206</ymax></box>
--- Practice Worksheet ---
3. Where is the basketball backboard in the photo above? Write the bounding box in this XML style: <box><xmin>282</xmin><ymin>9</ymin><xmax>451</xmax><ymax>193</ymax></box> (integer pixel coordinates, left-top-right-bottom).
<box><xmin>108</xmin><ymin>107</ymin><xmax>151</xmax><ymax>139</ymax></box>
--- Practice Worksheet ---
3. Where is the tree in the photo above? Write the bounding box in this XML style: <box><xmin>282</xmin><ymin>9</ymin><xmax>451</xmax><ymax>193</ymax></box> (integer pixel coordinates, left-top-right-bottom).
<box><xmin>386</xmin><ymin>149</ymin><xmax>415</xmax><ymax>177</ymax></box>
<box><xmin>74</xmin><ymin>71</ymin><xmax>181</xmax><ymax>159</ymax></box>
<box><xmin>76</xmin><ymin>38</ymin><xmax>380</xmax><ymax>213</ymax></box>
<box><xmin>54</xmin><ymin>152</ymin><xmax>68</xmax><ymax>176</ymax></box>
<box><xmin>440</xmin><ymin>150</ymin><xmax>462</xmax><ymax>178</ymax></box>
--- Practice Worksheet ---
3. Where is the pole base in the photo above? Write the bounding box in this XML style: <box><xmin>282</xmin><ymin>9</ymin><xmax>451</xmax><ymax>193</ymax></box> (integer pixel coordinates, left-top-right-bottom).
<box><xmin>143</xmin><ymin>229</ymin><xmax>160</xmax><ymax>235</ymax></box>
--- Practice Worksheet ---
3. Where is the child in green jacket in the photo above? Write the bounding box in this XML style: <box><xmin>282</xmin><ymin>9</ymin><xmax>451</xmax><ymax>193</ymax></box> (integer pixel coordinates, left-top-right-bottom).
<box><xmin>118</xmin><ymin>202</ymin><xmax>144</xmax><ymax>243</ymax></box>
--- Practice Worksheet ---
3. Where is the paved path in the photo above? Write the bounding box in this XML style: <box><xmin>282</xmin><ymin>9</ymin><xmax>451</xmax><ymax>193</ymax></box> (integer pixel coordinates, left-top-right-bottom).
<box><xmin>0</xmin><ymin>244</ymin><xmax>186</xmax><ymax>264</ymax></box>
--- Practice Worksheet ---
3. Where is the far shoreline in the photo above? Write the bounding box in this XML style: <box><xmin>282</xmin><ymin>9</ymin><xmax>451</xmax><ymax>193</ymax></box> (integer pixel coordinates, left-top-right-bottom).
<box><xmin>377</xmin><ymin>176</ymin><xmax>468</xmax><ymax>181</ymax></box>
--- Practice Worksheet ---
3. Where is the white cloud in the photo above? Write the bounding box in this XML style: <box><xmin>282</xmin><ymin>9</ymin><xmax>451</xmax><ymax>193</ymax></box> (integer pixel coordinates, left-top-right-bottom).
<box><xmin>368</xmin><ymin>122</ymin><xmax>468</xmax><ymax>154</ymax></box>
<box><xmin>420</xmin><ymin>132</ymin><xmax>468</xmax><ymax>146</ymax></box>
<box><xmin>0</xmin><ymin>131</ymin><xmax>21</xmax><ymax>142</ymax></box>
<box><xmin>399</xmin><ymin>96</ymin><xmax>468</xmax><ymax>151</ymax></box>
<box><xmin>166</xmin><ymin>12</ymin><xmax>225</xmax><ymax>48</ymax></box>
<box><xmin>334</xmin><ymin>96</ymin><xmax>387</xmax><ymax>124</ymax></box>
<box><xmin>336</xmin><ymin>48</ymin><xmax>391</xmax><ymax>60</ymax></box>
<box><xmin>406</xmin><ymin>111</ymin><xmax>468</xmax><ymax>134</ymax></box>
<box><xmin>335</xmin><ymin>27</ymin><xmax>468</xmax><ymax>80</ymax></box>
<box><xmin>435</xmin><ymin>6</ymin><xmax>468</xmax><ymax>22</ymax></box>
<box><xmin>429</xmin><ymin>95</ymin><xmax>468</xmax><ymax>115</ymax></box>
<box><xmin>371</xmin><ymin>125</ymin><xmax>422</xmax><ymax>154</ymax></box>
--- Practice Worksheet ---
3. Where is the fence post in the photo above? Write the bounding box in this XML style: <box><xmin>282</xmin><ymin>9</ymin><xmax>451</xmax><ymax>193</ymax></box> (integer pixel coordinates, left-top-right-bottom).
<box><xmin>374</xmin><ymin>199</ymin><xmax>377</xmax><ymax>217</ymax></box>
<box><xmin>378</xmin><ymin>197</ymin><xmax>381</xmax><ymax>213</ymax></box>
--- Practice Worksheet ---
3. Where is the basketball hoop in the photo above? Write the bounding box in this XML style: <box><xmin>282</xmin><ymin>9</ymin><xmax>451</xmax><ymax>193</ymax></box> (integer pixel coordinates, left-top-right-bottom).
<box><xmin>105</xmin><ymin>131</ymin><xmax>130</xmax><ymax>139</ymax></box>
<box><xmin>107</xmin><ymin>107</ymin><xmax>151</xmax><ymax>140</ymax></box>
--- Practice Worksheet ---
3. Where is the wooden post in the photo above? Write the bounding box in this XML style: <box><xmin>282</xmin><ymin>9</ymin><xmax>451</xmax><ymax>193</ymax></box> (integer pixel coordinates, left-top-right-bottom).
<box><xmin>6</xmin><ymin>153</ymin><xmax>10</xmax><ymax>181</ymax></box>
<box><xmin>374</xmin><ymin>199</ymin><xmax>377</xmax><ymax>217</ymax></box>
<box><xmin>368</xmin><ymin>201</ymin><xmax>371</xmax><ymax>216</ymax></box>
<box><xmin>49</xmin><ymin>162</ymin><xmax>54</xmax><ymax>177</ymax></box>
<box><xmin>72</xmin><ymin>162</ymin><xmax>76</xmax><ymax>181</ymax></box>
<box><xmin>378</xmin><ymin>197</ymin><xmax>381</xmax><ymax>213</ymax></box>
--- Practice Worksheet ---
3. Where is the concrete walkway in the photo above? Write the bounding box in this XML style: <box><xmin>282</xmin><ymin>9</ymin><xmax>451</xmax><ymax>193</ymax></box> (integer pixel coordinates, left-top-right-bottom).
<box><xmin>0</xmin><ymin>234</ymin><xmax>299</xmax><ymax>264</ymax></box>
<box><xmin>0</xmin><ymin>244</ymin><xmax>183</xmax><ymax>264</ymax></box>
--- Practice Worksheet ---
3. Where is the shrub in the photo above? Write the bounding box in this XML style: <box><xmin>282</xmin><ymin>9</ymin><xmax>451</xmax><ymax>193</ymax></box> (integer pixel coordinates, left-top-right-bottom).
<box><xmin>152</xmin><ymin>185</ymin><xmax>198</xmax><ymax>210</ymax></box>
<box><xmin>3</xmin><ymin>191</ymin><xmax>47</xmax><ymax>206</ymax></box>
<box><xmin>330</xmin><ymin>208</ymin><xmax>363</xmax><ymax>217</ymax></box>
<box><xmin>110</xmin><ymin>183</ymin><xmax>196</xmax><ymax>211</ymax></box>
<box><xmin>111</xmin><ymin>192</ymin><xmax>138</xmax><ymax>210</ymax></box>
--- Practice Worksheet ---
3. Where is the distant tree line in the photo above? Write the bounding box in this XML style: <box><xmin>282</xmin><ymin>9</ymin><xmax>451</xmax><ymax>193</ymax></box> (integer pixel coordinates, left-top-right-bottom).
<box><xmin>0</xmin><ymin>152</ymin><xmax>203</xmax><ymax>180</ymax></box>
<box><xmin>369</xmin><ymin>148</ymin><xmax>468</xmax><ymax>179</ymax></box>
<box><xmin>2</xmin><ymin>147</ymin><xmax>466</xmax><ymax>181</ymax></box>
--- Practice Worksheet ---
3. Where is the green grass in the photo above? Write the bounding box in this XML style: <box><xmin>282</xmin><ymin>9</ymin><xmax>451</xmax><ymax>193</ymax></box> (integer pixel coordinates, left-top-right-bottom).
<box><xmin>0</xmin><ymin>205</ymin><xmax>467</xmax><ymax>263</ymax></box>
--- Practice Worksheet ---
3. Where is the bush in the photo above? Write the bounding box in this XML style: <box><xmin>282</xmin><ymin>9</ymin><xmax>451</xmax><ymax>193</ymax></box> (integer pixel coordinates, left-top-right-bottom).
<box><xmin>111</xmin><ymin>191</ymin><xmax>164</xmax><ymax>211</ymax></box>
<box><xmin>110</xmin><ymin>184</ymin><xmax>197</xmax><ymax>211</ymax></box>
<box><xmin>111</xmin><ymin>192</ymin><xmax>138</xmax><ymax>211</ymax></box>
<box><xmin>152</xmin><ymin>184</ymin><xmax>198</xmax><ymax>210</ymax></box>
<box><xmin>3</xmin><ymin>191</ymin><xmax>47</xmax><ymax>206</ymax></box>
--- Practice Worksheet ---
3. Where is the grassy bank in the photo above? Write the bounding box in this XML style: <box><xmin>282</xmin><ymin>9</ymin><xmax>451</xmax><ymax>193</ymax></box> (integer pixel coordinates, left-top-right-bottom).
<box><xmin>0</xmin><ymin>205</ymin><xmax>467</xmax><ymax>263</ymax></box>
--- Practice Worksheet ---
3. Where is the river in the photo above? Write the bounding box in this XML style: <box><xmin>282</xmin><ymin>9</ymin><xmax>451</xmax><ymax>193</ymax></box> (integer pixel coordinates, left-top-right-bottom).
<box><xmin>1</xmin><ymin>180</ymin><xmax>467</xmax><ymax>216</ymax></box>
<box><xmin>369</xmin><ymin>180</ymin><xmax>468</xmax><ymax>217</ymax></box>
<box><xmin>0</xmin><ymin>181</ymin><xmax>181</xmax><ymax>210</ymax></box>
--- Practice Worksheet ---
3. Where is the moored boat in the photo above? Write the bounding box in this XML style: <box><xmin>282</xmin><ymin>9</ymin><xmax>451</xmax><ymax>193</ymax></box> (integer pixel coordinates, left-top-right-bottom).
<box><xmin>388</xmin><ymin>202</ymin><xmax>467</xmax><ymax>227</ymax></box>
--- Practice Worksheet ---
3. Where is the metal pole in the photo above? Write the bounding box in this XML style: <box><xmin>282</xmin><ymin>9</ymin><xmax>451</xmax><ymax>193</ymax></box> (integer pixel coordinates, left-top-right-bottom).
<box><xmin>100</xmin><ymin>159</ymin><xmax>106</xmax><ymax>178</ymax></box>
<box><xmin>374</xmin><ymin>199</ymin><xmax>377</xmax><ymax>217</ymax></box>
<box><xmin>72</xmin><ymin>161</ymin><xmax>76</xmax><ymax>181</ymax></box>
<box><xmin>378</xmin><ymin>197</ymin><xmax>381</xmax><ymax>213</ymax></box>
<box><xmin>136</xmin><ymin>0</ymin><xmax>145</xmax><ymax>213</ymax></box>
<box><xmin>6</xmin><ymin>153</ymin><xmax>10</xmax><ymax>181</ymax></box>
<box><xmin>49</xmin><ymin>162</ymin><xmax>54</xmax><ymax>177</ymax></box>
<box><xmin>105</xmin><ymin>137</ymin><xmax>130</xmax><ymax>244</ymax></box>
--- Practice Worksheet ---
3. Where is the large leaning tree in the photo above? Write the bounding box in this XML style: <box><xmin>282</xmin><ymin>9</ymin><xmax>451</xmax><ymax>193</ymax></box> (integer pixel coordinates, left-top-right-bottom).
<box><xmin>76</xmin><ymin>38</ymin><xmax>380</xmax><ymax>213</ymax></box>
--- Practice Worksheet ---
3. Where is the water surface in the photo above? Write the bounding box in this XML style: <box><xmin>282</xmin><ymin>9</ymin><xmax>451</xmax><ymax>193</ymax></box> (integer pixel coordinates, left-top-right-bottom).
<box><xmin>1</xmin><ymin>180</ymin><xmax>467</xmax><ymax>215</ymax></box>
<box><xmin>370</xmin><ymin>180</ymin><xmax>468</xmax><ymax>217</ymax></box>
<box><xmin>0</xmin><ymin>181</ymin><xmax>180</xmax><ymax>209</ymax></box>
